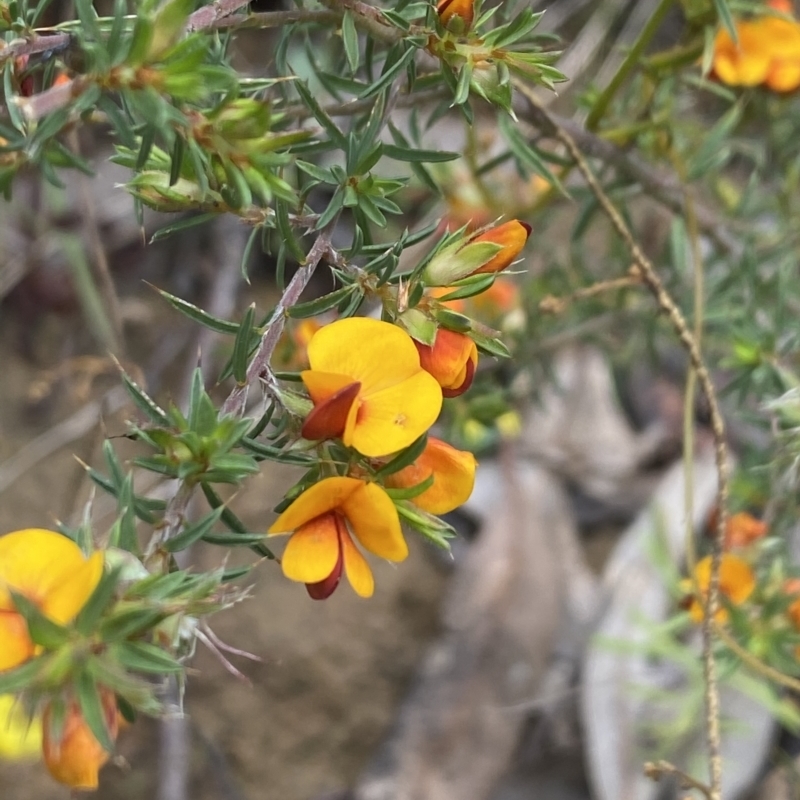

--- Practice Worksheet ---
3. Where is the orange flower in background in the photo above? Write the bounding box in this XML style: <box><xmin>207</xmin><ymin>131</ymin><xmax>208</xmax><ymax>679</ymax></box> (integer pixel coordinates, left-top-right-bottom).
<box><xmin>0</xmin><ymin>529</ymin><xmax>103</xmax><ymax>672</ymax></box>
<box><xmin>42</xmin><ymin>690</ymin><xmax>119</xmax><ymax>790</ymax></box>
<box><xmin>300</xmin><ymin>318</ymin><xmax>442</xmax><ymax>458</ymax></box>
<box><xmin>681</xmin><ymin>554</ymin><xmax>756</xmax><ymax>623</ymax></box>
<box><xmin>784</xmin><ymin>578</ymin><xmax>800</xmax><ymax>629</ymax></box>
<box><xmin>275</xmin><ymin>318</ymin><xmax>324</xmax><ymax>370</ymax></box>
<box><xmin>712</xmin><ymin>4</ymin><xmax>800</xmax><ymax>92</ymax></box>
<box><xmin>415</xmin><ymin>328</ymin><xmax>478</xmax><ymax>398</ymax></box>
<box><xmin>437</xmin><ymin>0</ymin><xmax>474</xmax><ymax>31</ymax></box>
<box><xmin>433</xmin><ymin>279</ymin><xmax>521</xmax><ymax>329</ymax></box>
<box><xmin>724</xmin><ymin>512</ymin><xmax>768</xmax><ymax>549</ymax></box>
<box><xmin>269</xmin><ymin>476</ymin><xmax>408</xmax><ymax>599</ymax></box>
<box><xmin>423</xmin><ymin>220</ymin><xmax>531</xmax><ymax>286</ymax></box>
<box><xmin>386</xmin><ymin>437</ymin><xmax>477</xmax><ymax>514</ymax></box>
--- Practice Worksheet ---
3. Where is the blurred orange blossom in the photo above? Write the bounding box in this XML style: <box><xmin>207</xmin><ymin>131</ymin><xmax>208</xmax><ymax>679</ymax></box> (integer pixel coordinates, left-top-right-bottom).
<box><xmin>681</xmin><ymin>553</ymin><xmax>755</xmax><ymax>623</ymax></box>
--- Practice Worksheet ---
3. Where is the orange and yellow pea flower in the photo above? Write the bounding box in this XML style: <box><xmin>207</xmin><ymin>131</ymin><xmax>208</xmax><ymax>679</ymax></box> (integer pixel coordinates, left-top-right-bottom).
<box><xmin>414</xmin><ymin>328</ymin><xmax>479</xmax><ymax>398</ymax></box>
<box><xmin>0</xmin><ymin>529</ymin><xmax>103</xmax><ymax>672</ymax></box>
<box><xmin>43</xmin><ymin>689</ymin><xmax>120</xmax><ymax>790</ymax></box>
<box><xmin>385</xmin><ymin>437</ymin><xmax>476</xmax><ymax>515</ymax></box>
<box><xmin>300</xmin><ymin>318</ymin><xmax>443</xmax><ymax>458</ymax></box>
<box><xmin>269</xmin><ymin>476</ymin><xmax>408</xmax><ymax>599</ymax></box>
<box><xmin>681</xmin><ymin>553</ymin><xmax>756</xmax><ymax>624</ymax></box>
<box><xmin>712</xmin><ymin>2</ymin><xmax>800</xmax><ymax>92</ymax></box>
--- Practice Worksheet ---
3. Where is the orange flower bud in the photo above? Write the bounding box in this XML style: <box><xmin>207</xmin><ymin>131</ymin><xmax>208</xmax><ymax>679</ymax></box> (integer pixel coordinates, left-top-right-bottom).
<box><xmin>423</xmin><ymin>220</ymin><xmax>531</xmax><ymax>286</ymax></box>
<box><xmin>469</xmin><ymin>220</ymin><xmax>531</xmax><ymax>274</ymax></box>
<box><xmin>42</xmin><ymin>691</ymin><xmax>119</xmax><ymax>790</ymax></box>
<box><xmin>52</xmin><ymin>72</ymin><xmax>72</xmax><ymax>89</ymax></box>
<box><xmin>437</xmin><ymin>0</ymin><xmax>474</xmax><ymax>31</ymax></box>
<box><xmin>386</xmin><ymin>437</ymin><xmax>476</xmax><ymax>514</ymax></box>
<box><xmin>414</xmin><ymin>328</ymin><xmax>478</xmax><ymax>398</ymax></box>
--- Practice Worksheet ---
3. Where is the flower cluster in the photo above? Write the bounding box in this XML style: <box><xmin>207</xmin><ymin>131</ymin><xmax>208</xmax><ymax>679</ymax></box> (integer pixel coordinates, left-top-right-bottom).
<box><xmin>712</xmin><ymin>0</ymin><xmax>800</xmax><ymax>92</ymax></box>
<box><xmin>676</xmin><ymin>511</ymin><xmax>800</xmax><ymax>673</ymax></box>
<box><xmin>680</xmin><ymin>511</ymin><xmax>768</xmax><ymax>624</ymax></box>
<box><xmin>0</xmin><ymin>529</ymin><xmax>114</xmax><ymax>789</ymax></box>
<box><xmin>270</xmin><ymin>318</ymin><xmax>477</xmax><ymax>599</ymax></box>
<box><xmin>268</xmin><ymin>220</ymin><xmax>529</xmax><ymax>600</ymax></box>
<box><xmin>0</xmin><ymin>525</ymin><xmax>232</xmax><ymax>790</ymax></box>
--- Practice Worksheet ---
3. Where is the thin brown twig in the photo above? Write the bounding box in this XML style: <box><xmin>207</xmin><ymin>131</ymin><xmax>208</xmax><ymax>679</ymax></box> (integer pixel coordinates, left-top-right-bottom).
<box><xmin>185</xmin><ymin>0</ymin><xmax>252</xmax><ymax>32</ymax></box>
<box><xmin>514</xmin><ymin>80</ymin><xmax>729</xmax><ymax>800</ymax></box>
<box><xmin>0</xmin><ymin>32</ymin><xmax>71</xmax><ymax>63</ymax></box>
<box><xmin>220</xmin><ymin>226</ymin><xmax>336</xmax><ymax>419</ymax></box>
<box><xmin>207</xmin><ymin>8</ymin><xmax>339</xmax><ymax>30</ymax></box>
<box><xmin>539</xmin><ymin>267</ymin><xmax>642</xmax><ymax>314</ymax></box>
<box><xmin>316</xmin><ymin>0</ymin><xmax>402</xmax><ymax>44</ymax></box>
<box><xmin>516</xmin><ymin>101</ymin><xmax>740</xmax><ymax>255</ymax></box>
<box><xmin>644</xmin><ymin>760</ymin><xmax>713</xmax><ymax>799</ymax></box>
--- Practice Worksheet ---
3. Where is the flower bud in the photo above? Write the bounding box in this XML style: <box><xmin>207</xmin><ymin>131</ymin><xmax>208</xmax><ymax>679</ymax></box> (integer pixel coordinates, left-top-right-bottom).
<box><xmin>414</xmin><ymin>328</ymin><xmax>478</xmax><ymax>398</ymax></box>
<box><xmin>386</xmin><ymin>437</ymin><xmax>476</xmax><ymax>514</ymax></box>
<box><xmin>42</xmin><ymin>691</ymin><xmax>119</xmax><ymax>790</ymax></box>
<box><xmin>437</xmin><ymin>0</ymin><xmax>474</xmax><ymax>32</ymax></box>
<box><xmin>423</xmin><ymin>220</ymin><xmax>531</xmax><ymax>286</ymax></box>
<box><xmin>470</xmin><ymin>220</ymin><xmax>532</xmax><ymax>274</ymax></box>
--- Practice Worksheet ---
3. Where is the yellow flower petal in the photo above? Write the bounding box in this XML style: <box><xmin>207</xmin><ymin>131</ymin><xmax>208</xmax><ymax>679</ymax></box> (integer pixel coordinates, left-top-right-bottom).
<box><xmin>268</xmin><ymin>477</ymin><xmax>363</xmax><ymax>534</ymax></box>
<box><xmin>386</xmin><ymin>437</ymin><xmax>477</xmax><ymax>515</ymax></box>
<box><xmin>349</xmin><ymin>371</ymin><xmax>442</xmax><ymax>457</ymax></box>
<box><xmin>342</xmin><ymin>483</ymin><xmax>407</xmax><ymax>562</ymax></box>
<box><xmin>767</xmin><ymin>58</ymin><xmax>800</xmax><ymax>91</ymax></box>
<box><xmin>306</xmin><ymin>318</ymin><xmax>425</xmax><ymax>395</ymax></box>
<box><xmin>759</xmin><ymin>16</ymin><xmax>800</xmax><ymax>58</ymax></box>
<box><xmin>41</xmin><ymin>551</ymin><xmax>104</xmax><ymax>626</ymax></box>
<box><xmin>735</xmin><ymin>51</ymin><xmax>772</xmax><ymax>85</ymax></box>
<box><xmin>688</xmin><ymin>554</ymin><xmax>755</xmax><ymax>623</ymax></box>
<box><xmin>280</xmin><ymin>513</ymin><xmax>342</xmax><ymax>584</ymax></box>
<box><xmin>341</xmin><ymin>531</ymin><xmax>374</xmax><ymax>598</ymax></box>
<box><xmin>713</xmin><ymin>50</ymin><xmax>743</xmax><ymax>85</ymax></box>
<box><xmin>300</xmin><ymin>370</ymin><xmax>356</xmax><ymax>406</ymax></box>
<box><xmin>713</xmin><ymin>22</ymin><xmax>772</xmax><ymax>86</ymax></box>
<box><xmin>0</xmin><ymin>530</ymin><xmax>102</xmax><ymax>625</ymax></box>
<box><xmin>0</xmin><ymin>694</ymin><xmax>41</xmax><ymax>760</ymax></box>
